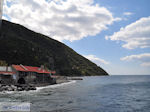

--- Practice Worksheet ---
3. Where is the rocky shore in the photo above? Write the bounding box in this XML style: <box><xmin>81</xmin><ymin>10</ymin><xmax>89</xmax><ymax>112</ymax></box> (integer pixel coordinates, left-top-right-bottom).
<box><xmin>0</xmin><ymin>76</ymin><xmax>83</xmax><ymax>92</ymax></box>
<box><xmin>0</xmin><ymin>84</ymin><xmax>36</xmax><ymax>92</ymax></box>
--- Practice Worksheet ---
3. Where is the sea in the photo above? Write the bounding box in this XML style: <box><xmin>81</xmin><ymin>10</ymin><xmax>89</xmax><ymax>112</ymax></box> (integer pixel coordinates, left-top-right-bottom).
<box><xmin>0</xmin><ymin>75</ymin><xmax>150</xmax><ymax>112</ymax></box>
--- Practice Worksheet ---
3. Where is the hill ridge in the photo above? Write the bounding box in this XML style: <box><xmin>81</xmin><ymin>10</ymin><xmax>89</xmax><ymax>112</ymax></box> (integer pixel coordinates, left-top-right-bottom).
<box><xmin>0</xmin><ymin>20</ymin><xmax>108</xmax><ymax>76</ymax></box>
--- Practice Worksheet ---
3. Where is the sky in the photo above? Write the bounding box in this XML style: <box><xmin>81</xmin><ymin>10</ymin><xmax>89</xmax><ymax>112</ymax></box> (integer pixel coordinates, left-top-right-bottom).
<box><xmin>2</xmin><ymin>0</ymin><xmax>150</xmax><ymax>75</ymax></box>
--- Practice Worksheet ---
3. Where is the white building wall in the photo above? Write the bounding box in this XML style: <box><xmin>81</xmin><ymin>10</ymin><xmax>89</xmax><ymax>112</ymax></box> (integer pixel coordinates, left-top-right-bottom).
<box><xmin>0</xmin><ymin>66</ymin><xmax>13</xmax><ymax>72</ymax></box>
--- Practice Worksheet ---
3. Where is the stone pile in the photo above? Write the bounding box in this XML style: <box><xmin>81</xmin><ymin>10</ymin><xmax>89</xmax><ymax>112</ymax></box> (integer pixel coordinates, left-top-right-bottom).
<box><xmin>0</xmin><ymin>84</ymin><xmax>36</xmax><ymax>91</ymax></box>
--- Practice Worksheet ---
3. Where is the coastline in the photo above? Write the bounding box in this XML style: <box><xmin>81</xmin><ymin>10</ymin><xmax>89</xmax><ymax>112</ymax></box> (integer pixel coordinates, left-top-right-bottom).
<box><xmin>0</xmin><ymin>77</ymin><xmax>78</xmax><ymax>93</ymax></box>
<box><xmin>36</xmin><ymin>80</ymin><xmax>76</xmax><ymax>91</ymax></box>
<box><xmin>0</xmin><ymin>80</ymin><xmax>77</xmax><ymax>94</ymax></box>
<box><xmin>36</xmin><ymin>76</ymin><xmax>83</xmax><ymax>90</ymax></box>
<box><xmin>0</xmin><ymin>75</ymin><xmax>83</xmax><ymax>92</ymax></box>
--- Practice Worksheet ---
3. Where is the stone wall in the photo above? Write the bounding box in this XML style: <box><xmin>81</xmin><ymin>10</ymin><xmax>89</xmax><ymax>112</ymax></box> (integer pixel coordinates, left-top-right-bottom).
<box><xmin>36</xmin><ymin>73</ymin><xmax>56</xmax><ymax>84</ymax></box>
<box><xmin>0</xmin><ymin>71</ymin><xmax>56</xmax><ymax>86</ymax></box>
<box><xmin>0</xmin><ymin>74</ymin><xmax>15</xmax><ymax>84</ymax></box>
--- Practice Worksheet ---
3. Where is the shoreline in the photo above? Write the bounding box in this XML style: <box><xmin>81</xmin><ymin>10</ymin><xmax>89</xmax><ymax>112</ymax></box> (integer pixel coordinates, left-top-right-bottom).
<box><xmin>0</xmin><ymin>80</ymin><xmax>77</xmax><ymax>94</ymax></box>
<box><xmin>0</xmin><ymin>76</ymin><xmax>83</xmax><ymax>92</ymax></box>
<box><xmin>36</xmin><ymin>80</ymin><xmax>76</xmax><ymax>91</ymax></box>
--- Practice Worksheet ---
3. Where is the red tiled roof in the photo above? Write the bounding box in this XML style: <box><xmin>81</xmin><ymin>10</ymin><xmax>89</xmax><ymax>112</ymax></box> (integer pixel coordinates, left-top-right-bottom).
<box><xmin>12</xmin><ymin>65</ymin><xmax>54</xmax><ymax>74</ymax></box>
<box><xmin>0</xmin><ymin>71</ymin><xmax>15</xmax><ymax>75</ymax></box>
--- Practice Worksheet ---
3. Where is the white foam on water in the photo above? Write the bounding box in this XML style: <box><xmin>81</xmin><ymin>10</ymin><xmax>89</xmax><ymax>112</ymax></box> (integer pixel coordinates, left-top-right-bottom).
<box><xmin>36</xmin><ymin>80</ymin><xmax>76</xmax><ymax>91</ymax></box>
<box><xmin>0</xmin><ymin>91</ymin><xmax>15</xmax><ymax>94</ymax></box>
<box><xmin>0</xmin><ymin>90</ymin><xmax>33</xmax><ymax>94</ymax></box>
<box><xmin>0</xmin><ymin>80</ymin><xmax>76</xmax><ymax>94</ymax></box>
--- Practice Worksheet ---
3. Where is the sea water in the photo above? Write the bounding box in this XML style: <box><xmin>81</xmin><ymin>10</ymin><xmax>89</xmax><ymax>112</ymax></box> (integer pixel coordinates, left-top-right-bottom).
<box><xmin>0</xmin><ymin>75</ymin><xmax>150</xmax><ymax>112</ymax></box>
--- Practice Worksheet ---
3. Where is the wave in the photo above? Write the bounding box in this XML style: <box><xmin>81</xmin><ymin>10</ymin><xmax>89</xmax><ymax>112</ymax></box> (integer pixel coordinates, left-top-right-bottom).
<box><xmin>0</xmin><ymin>80</ymin><xmax>76</xmax><ymax>94</ymax></box>
<box><xmin>36</xmin><ymin>80</ymin><xmax>76</xmax><ymax>91</ymax></box>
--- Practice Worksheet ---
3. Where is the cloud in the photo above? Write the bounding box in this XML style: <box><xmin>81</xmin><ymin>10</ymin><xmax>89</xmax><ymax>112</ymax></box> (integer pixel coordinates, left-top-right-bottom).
<box><xmin>84</xmin><ymin>55</ymin><xmax>110</xmax><ymax>65</ymax></box>
<box><xmin>141</xmin><ymin>62</ymin><xmax>150</xmax><ymax>67</ymax></box>
<box><xmin>113</xmin><ymin>17</ymin><xmax>122</xmax><ymax>21</ymax></box>
<box><xmin>0</xmin><ymin>0</ymin><xmax>3</xmax><ymax>25</ymax></box>
<box><xmin>105</xmin><ymin>16</ymin><xmax>150</xmax><ymax>49</ymax></box>
<box><xmin>123</xmin><ymin>12</ymin><xmax>133</xmax><ymax>16</ymax></box>
<box><xmin>3</xmin><ymin>0</ymin><xmax>117</xmax><ymax>42</ymax></box>
<box><xmin>121</xmin><ymin>53</ymin><xmax>150</xmax><ymax>67</ymax></box>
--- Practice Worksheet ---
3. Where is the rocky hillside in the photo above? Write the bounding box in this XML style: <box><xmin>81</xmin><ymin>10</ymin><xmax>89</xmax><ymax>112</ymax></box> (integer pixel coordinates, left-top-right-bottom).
<box><xmin>0</xmin><ymin>20</ymin><xmax>108</xmax><ymax>76</ymax></box>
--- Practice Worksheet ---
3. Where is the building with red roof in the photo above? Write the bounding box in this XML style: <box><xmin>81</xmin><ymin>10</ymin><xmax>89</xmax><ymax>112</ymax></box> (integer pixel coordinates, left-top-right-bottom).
<box><xmin>0</xmin><ymin>64</ymin><xmax>56</xmax><ymax>85</ymax></box>
<box><xmin>0</xmin><ymin>66</ymin><xmax>15</xmax><ymax>84</ymax></box>
<box><xmin>12</xmin><ymin>65</ymin><xmax>55</xmax><ymax>74</ymax></box>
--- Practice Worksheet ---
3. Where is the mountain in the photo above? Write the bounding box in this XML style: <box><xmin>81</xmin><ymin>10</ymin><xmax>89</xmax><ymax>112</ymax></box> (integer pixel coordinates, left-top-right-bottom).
<box><xmin>0</xmin><ymin>20</ymin><xmax>108</xmax><ymax>76</ymax></box>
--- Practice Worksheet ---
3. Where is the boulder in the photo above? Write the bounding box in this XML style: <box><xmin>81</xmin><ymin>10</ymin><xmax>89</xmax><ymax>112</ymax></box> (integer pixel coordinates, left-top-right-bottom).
<box><xmin>7</xmin><ymin>87</ymin><xmax>13</xmax><ymax>91</ymax></box>
<box><xmin>0</xmin><ymin>84</ymin><xmax>36</xmax><ymax>92</ymax></box>
<box><xmin>17</xmin><ymin>87</ymin><xmax>22</xmax><ymax>91</ymax></box>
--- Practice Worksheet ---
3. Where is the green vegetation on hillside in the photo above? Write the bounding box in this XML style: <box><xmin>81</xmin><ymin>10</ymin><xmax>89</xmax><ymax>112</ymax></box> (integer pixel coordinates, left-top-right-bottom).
<box><xmin>0</xmin><ymin>20</ymin><xmax>108</xmax><ymax>76</ymax></box>
<box><xmin>0</xmin><ymin>60</ymin><xmax>8</xmax><ymax>66</ymax></box>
